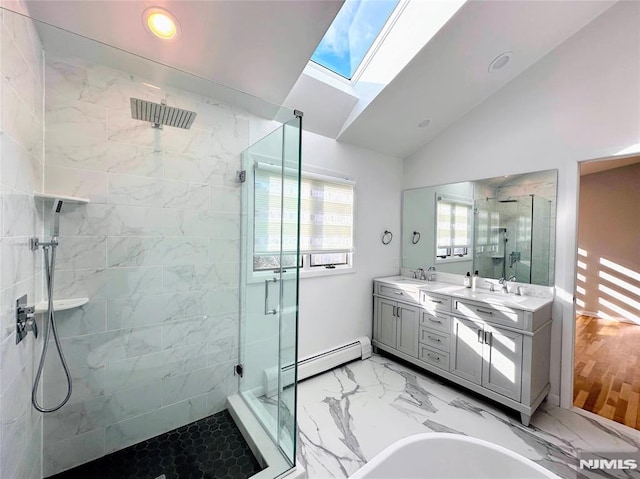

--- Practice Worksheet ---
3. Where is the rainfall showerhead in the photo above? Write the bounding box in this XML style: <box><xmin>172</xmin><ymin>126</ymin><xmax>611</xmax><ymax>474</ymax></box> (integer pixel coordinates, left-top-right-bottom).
<box><xmin>130</xmin><ymin>98</ymin><xmax>197</xmax><ymax>130</ymax></box>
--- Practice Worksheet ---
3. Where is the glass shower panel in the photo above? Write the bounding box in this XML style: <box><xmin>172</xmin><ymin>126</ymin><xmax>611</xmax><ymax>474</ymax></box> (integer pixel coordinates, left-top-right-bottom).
<box><xmin>238</xmin><ymin>115</ymin><xmax>301</xmax><ymax>473</ymax></box>
<box><xmin>511</xmin><ymin>195</ymin><xmax>533</xmax><ymax>283</ymax></box>
<box><xmin>277</xmin><ymin>117</ymin><xmax>301</xmax><ymax>464</ymax></box>
<box><xmin>531</xmin><ymin>196</ymin><xmax>553</xmax><ymax>285</ymax></box>
<box><xmin>474</xmin><ymin>196</ymin><xmax>533</xmax><ymax>282</ymax></box>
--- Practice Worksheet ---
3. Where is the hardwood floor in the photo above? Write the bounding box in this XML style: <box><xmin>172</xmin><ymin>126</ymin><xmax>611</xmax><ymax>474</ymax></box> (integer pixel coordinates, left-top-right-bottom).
<box><xmin>574</xmin><ymin>315</ymin><xmax>640</xmax><ymax>429</ymax></box>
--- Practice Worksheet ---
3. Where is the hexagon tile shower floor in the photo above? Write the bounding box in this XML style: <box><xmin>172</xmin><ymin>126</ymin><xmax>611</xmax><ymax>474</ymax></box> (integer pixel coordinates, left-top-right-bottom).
<box><xmin>49</xmin><ymin>410</ymin><xmax>263</xmax><ymax>479</ymax></box>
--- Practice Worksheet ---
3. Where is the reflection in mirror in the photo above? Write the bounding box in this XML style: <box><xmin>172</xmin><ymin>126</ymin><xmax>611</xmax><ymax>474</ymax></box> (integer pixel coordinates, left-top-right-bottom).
<box><xmin>402</xmin><ymin>170</ymin><xmax>557</xmax><ymax>286</ymax></box>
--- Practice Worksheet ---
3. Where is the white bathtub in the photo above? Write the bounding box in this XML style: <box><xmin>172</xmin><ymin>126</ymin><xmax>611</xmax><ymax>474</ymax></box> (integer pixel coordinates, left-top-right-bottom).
<box><xmin>349</xmin><ymin>433</ymin><xmax>560</xmax><ymax>479</ymax></box>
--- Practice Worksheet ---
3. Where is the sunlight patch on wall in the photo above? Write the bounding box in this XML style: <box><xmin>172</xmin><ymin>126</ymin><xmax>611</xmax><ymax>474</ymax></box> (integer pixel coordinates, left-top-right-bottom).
<box><xmin>600</xmin><ymin>257</ymin><xmax>640</xmax><ymax>282</ymax></box>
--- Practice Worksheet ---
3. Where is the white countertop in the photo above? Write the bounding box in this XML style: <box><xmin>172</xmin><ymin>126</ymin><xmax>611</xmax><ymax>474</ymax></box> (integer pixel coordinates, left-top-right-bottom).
<box><xmin>375</xmin><ymin>276</ymin><xmax>553</xmax><ymax>312</ymax></box>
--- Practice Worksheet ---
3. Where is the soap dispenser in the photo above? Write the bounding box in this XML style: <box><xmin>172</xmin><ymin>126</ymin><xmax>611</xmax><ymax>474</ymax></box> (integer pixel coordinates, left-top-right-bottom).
<box><xmin>472</xmin><ymin>271</ymin><xmax>479</xmax><ymax>291</ymax></box>
<box><xmin>464</xmin><ymin>272</ymin><xmax>471</xmax><ymax>288</ymax></box>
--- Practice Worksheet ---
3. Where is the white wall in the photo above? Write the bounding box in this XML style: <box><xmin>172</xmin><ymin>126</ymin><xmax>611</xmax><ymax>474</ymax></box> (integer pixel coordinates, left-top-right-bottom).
<box><xmin>298</xmin><ymin>132</ymin><xmax>403</xmax><ymax>358</ymax></box>
<box><xmin>402</xmin><ymin>1</ymin><xmax>640</xmax><ymax>405</ymax></box>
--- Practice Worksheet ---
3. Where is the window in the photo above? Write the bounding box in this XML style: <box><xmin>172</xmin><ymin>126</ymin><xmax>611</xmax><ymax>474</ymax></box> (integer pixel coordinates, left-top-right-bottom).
<box><xmin>436</xmin><ymin>194</ymin><xmax>472</xmax><ymax>260</ymax></box>
<box><xmin>310</xmin><ymin>0</ymin><xmax>400</xmax><ymax>79</ymax></box>
<box><xmin>253</xmin><ymin>164</ymin><xmax>354</xmax><ymax>275</ymax></box>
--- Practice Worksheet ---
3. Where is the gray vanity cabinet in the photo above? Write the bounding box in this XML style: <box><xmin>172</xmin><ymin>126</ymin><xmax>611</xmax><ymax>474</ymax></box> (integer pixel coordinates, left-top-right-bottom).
<box><xmin>451</xmin><ymin>318</ymin><xmax>523</xmax><ymax>401</ymax></box>
<box><xmin>373</xmin><ymin>278</ymin><xmax>553</xmax><ymax>426</ymax></box>
<box><xmin>375</xmin><ymin>298</ymin><xmax>419</xmax><ymax>357</ymax></box>
<box><xmin>482</xmin><ymin>323</ymin><xmax>523</xmax><ymax>401</ymax></box>
<box><xmin>376</xmin><ymin>298</ymin><xmax>398</xmax><ymax>349</ymax></box>
<box><xmin>450</xmin><ymin>317</ymin><xmax>483</xmax><ymax>385</ymax></box>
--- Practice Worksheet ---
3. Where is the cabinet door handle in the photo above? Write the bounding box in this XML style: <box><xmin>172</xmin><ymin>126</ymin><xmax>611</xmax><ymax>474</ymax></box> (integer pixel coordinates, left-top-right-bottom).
<box><xmin>427</xmin><ymin>353</ymin><xmax>441</xmax><ymax>361</ymax></box>
<box><xmin>477</xmin><ymin>329</ymin><xmax>483</xmax><ymax>343</ymax></box>
<box><xmin>392</xmin><ymin>306</ymin><xmax>396</xmax><ymax>317</ymax></box>
<box><xmin>484</xmin><ymin>331</ymin><xmax>492</xmax><ymax>346</ymax></box>
<box><xmin>430</xmin><ymin>299</ymin><xmax>442</xmax><ymax>304</ymax></box>
<box><xmin>427</xmin><ymin>335</ymin><xmax>441</xmax><ymax>342</ymax></box>
<box><xmin>397</xmin><ymin>307</ymin><xmax>401</xmax><ymax>318</ymax></box>
<box><xmin>428</xmin><ymin>318</ymin><xmax>442</xmax><ymax>324</ymax></box>
<box><xmin>476</xmin><ymin>308</ymin><xmax>494</xmax><ymax>315</ymax></box>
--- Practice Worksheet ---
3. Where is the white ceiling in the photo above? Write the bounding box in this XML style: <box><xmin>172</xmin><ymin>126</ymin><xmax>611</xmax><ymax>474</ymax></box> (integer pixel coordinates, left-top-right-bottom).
<box><xmin>17</xmin><ymin>0</ymin><xmax>618</xmax><ymax>160</ymax></box>
<box><xmin>23</xmin><ymin>0</ymin><xmax>342</xmax><ymax>106</ymax></box>
<box><xmin>338</xmin><ymin>0</ymin><xmax>617</xmax><ymax>158</ymax></box>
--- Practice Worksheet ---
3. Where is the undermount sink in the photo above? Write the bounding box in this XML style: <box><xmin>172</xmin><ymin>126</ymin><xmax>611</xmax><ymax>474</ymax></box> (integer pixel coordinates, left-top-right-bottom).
<box><xmin>468</xmin><ymin>292</ymin><xmax>529</xmax><ymax>305</ymax></box>
<box><xmin>386</xmin><ymin>276</ymin><xmax>424</xmax><ymax>285</ymax></box>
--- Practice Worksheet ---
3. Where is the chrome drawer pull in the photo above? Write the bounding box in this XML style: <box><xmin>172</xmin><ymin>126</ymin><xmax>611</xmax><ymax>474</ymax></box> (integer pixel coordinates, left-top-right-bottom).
<box><xmin>427</xmin><ymin>335</ymin><xmax>441</xmax><ymax>342</ymax></box>
<box><xmin>428</xmin><ymin>318</ymin><xmax>442</xmax><ymax>324</ymax></box>
<box><xmin>476</xmin><ymin>308</ymin><xmax>494</xmax><ymax>315</ymax></box>
<box><xmin>430</xmin><ymin>299</ymin><xmax>442</xmax><ymax>304</ymax></box>
<box><xmin>427</xmin><ymin>353</ymin><xmax>441</xmax><ymax>361</ymax></box>
<box><xmin>395</xmin><ymin>290</ymin><xmax>403</xmax><ymax>295</ymax></box>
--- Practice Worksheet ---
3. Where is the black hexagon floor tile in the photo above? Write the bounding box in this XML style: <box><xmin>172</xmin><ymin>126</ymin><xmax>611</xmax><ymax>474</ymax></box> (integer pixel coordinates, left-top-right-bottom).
<box><xmin>49</xmin><ymin>410</ymin><xmax>263</xmax><ymax>479</ymax></box>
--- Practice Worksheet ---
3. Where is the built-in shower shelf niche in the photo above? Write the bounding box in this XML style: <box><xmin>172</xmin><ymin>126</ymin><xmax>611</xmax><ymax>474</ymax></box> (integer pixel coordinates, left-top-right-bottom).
<box><xmin>34</xmin><ymin>298</ymin><xmax>89</xmax><ymax>314</ymax></box>
<box><xmin>34</xmin><ymin>193</ymin><xmax>90</xmax><ymax>204</ymax></box>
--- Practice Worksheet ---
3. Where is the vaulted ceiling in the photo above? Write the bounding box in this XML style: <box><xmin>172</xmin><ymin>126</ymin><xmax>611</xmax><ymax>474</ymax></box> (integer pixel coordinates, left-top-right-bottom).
<box><xmin>18</xmin><ymin>0</ymin><xmax>618</xmax><ymax>159</ymax></box>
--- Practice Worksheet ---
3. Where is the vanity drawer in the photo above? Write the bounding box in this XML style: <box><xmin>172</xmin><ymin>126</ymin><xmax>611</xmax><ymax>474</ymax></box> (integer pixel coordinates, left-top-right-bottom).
<box><xmin>419</xmin><ymin>327</ymin><xmax>450</xmax><ymax>353</ymax></box>
<box><xmin>378</xmin><ymin>285</ymin><xmax>420</xmax><ymax>304</ymax></box>
<box><xmin>419</xmin><ymin>345</ymin><xmax>449</xmax><ymax>370</ymax></box>
<box><xmin>420</xmin><ymin>311</ymin><xmax>451</xmax><ymax>333</ymax></box>
<box><xmin>453</xmin><ymin>299</ymin><xmax>524</xmax><ymax>329</ymax></box>
<box><xmin>420</xmin><ymin>292</ymin><xmax>452</xmax><ymax>312</ymax></box>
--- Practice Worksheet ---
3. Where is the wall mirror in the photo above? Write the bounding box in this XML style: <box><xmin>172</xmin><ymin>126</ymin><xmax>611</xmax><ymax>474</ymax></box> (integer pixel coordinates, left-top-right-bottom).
<box><xmin>402</xmin><ymin>169</ymin><xmax>557</xmax><ymax>286</ymax></box>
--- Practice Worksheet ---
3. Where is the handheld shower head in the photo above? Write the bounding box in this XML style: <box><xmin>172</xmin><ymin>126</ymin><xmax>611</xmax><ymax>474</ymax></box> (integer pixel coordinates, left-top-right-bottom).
<box><xmin>52</xmin><ymin>198</ymin><xmax>64</xmax><ymax>213</ymax></box>
<box><xmin>51</xmin><ymin>198</ymin><xmax>64</xmax><ymax>237</ymax></box>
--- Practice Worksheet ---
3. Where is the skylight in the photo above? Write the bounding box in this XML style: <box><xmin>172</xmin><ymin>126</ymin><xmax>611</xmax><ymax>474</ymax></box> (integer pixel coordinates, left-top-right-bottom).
<box><xmin>311</xmin><ymin>0</ymin><xmax>401</xmax><ymax>80</ymax></box>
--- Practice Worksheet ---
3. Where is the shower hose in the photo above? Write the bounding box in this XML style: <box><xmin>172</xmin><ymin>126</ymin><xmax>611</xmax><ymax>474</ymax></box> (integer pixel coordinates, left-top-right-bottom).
<box><xmin>32</xmin><ymin>243</ymin><xmax>73</xmax><ymax>413</ymax></box>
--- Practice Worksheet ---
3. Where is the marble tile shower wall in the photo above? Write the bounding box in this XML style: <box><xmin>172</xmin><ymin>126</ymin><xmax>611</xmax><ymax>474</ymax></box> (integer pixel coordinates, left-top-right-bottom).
<box><xmin>0</xmin><ymin>5</ymin><xmax>45</xmax><ymax>479</ymax></box>
<box><xmin>42</xmin><ymin>56</ymin><xmax>253</xmax><ymax>476</ymax></box>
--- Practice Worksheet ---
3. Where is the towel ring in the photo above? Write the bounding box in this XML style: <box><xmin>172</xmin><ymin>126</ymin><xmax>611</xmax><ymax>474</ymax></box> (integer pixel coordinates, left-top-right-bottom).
<box><xmin>412</xmin><ymin>231</ymin><xmax>421</xmax><ymax>245</ymax></box>
<box><xmin>382</xmin><ymin>230</ymin><xmax>393</xmax><ymax>245</ymax></box>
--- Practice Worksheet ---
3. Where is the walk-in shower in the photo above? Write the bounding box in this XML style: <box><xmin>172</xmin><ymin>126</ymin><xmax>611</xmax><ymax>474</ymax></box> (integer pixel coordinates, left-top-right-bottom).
<box><xmin>1</xmin><ymin>5</ymin><xmax>303</xmax><ymax>478</ymax></box>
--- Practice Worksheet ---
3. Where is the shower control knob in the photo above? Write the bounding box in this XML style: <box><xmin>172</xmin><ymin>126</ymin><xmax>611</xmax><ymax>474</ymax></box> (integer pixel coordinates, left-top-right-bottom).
<box><xmin>16</xmin><ymin>295</ymin><xmax>37</xmax><ymax>344</ymax></box>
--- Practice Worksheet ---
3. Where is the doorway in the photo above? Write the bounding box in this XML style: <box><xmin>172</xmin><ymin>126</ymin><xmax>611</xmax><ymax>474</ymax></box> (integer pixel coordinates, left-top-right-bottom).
<box><xmin>573</xmin><ymin>155</ymin><xmax>640</xmax><ymax>428</ymax></box>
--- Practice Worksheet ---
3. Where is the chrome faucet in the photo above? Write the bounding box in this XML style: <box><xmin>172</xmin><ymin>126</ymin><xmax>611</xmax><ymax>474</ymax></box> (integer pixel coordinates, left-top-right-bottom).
<box><xmin>416</xmin><ymin>268</ymin><xmax>427</xmax><ymax>280</ymax></box>
<box><xmin>485</xmin><ymin>280</ymin><xmax>495</xmax><ymax>292</ymax></box>
<box><xmin>498</xmin><ymin>277</ymin><xmax>509</xmax><ymax>294</ymax></box>
<box><xmin>427</xmin><ymin>266</ymin><xmax>436</xmax><ymax>282</ymax></box>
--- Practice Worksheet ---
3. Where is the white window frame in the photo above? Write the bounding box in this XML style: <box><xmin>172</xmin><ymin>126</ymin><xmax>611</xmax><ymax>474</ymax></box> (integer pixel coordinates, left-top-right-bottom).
<box><xmin>434</xmin><ymin>193</ymin><xmax>474</xmax><ymax>265</ymax></box>
<box><xmin>249</xmin><ymin>163</ymin><xmax>356</xmax><ymax>283</ymax></box>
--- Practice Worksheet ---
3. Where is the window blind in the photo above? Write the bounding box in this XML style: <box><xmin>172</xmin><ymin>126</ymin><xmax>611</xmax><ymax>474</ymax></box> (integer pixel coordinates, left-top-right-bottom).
<box><xmin>254</xmin><ymin>165</ymin><xmax>354</xmax><ymax>256</ymax></box>
<box><xmin>436</xmin><ymin>195</ymin><xmax>472</xmax><ymax>249</ymax></box>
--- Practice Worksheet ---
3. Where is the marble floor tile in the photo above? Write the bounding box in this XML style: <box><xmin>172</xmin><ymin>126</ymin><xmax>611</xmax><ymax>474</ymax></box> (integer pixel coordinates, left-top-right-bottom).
<box><xmin>295</xmin><ymin>354</ymin><xmax>640</xmax><ymax>479</ymax></box>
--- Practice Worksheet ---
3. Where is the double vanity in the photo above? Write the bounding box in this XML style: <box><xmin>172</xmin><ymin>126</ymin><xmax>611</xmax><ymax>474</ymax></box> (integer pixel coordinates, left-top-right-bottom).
<box><xmin>372</xmin><ymin>276</ymin><xmax>553</xmax><ymax>426</ymax></box>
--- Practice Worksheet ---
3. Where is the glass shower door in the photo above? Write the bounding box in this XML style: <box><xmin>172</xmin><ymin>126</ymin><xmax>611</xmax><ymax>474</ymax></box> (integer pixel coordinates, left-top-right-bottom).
<box><xmin>238</xmin><ymin>115</ymin><xmax>301</xmax><ymax>472</ymax></box>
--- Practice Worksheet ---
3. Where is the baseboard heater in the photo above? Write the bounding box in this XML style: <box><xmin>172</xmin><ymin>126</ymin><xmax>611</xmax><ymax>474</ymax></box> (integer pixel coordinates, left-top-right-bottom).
<box><xmin>264</xmin><ymin>336</ymin><xmax>371</xmax><ymax>396</ymax></box>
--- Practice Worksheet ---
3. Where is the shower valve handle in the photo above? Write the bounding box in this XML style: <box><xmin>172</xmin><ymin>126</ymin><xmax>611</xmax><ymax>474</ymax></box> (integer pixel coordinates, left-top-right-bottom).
<box><xmin>16</xmin><ymin>296</ymin><xmax>37</xmax><ymax>344</ymax></box>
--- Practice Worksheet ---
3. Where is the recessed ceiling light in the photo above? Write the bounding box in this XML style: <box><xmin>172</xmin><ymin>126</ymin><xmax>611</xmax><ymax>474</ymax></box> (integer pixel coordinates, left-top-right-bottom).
<box><xmin>417</xmin><ymin>119</ymin><xmax>431</xmax><ymax>128</ymax></box>
<box><xmin>143</xmin><ymin>7</ymin><xmax>180</xmax><ymax>40</ymax></box>
<box><xmin>488</xmin><ymin>52</ymin><xmax>512</xmax><ymax>73</ymax></box>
